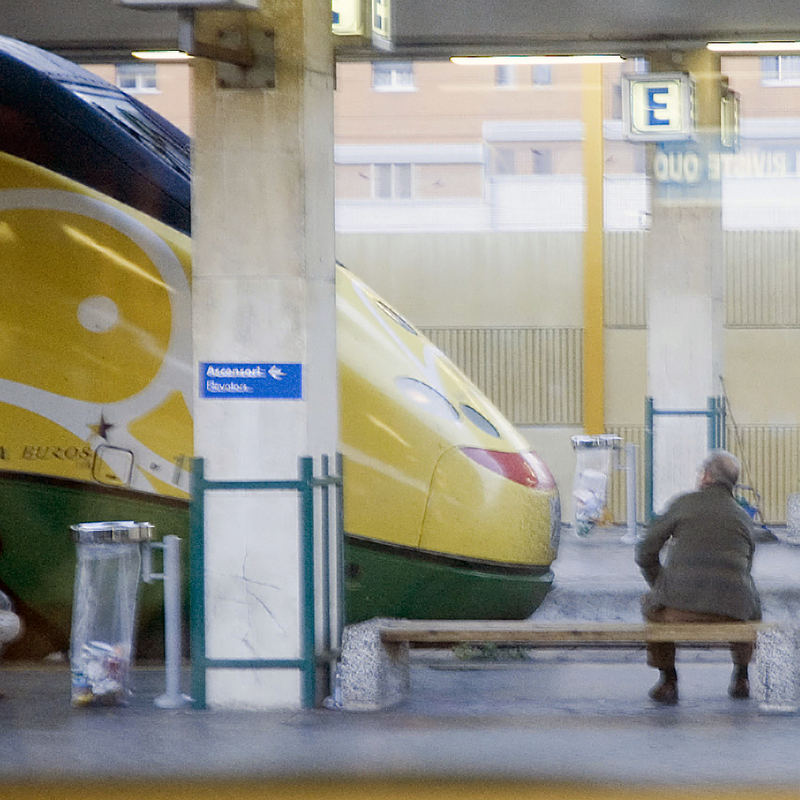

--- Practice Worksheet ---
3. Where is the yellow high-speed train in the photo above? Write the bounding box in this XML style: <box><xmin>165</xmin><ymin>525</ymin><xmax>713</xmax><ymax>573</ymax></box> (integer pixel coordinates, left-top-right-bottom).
<box><xmin>0</xmin><ymin>35</ymin><xmax>560</xmax><ymax>658</ymax></box>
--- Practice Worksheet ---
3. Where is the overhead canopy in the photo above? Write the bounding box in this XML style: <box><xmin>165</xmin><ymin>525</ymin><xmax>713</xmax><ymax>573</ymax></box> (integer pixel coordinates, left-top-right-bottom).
<box><xmin>0</xmin><ymin>0</ymin><xmax>181</xmax><ymax>61</ymax></box>
<box><xmin>369</xmin><ymin>0</ymin><xmax>800</xmax><ymax>55</ymax></box>
<box><xmin>4</xmin><ymin>0</ymin><xmax>800</xmax><ymax>61</ymax></box>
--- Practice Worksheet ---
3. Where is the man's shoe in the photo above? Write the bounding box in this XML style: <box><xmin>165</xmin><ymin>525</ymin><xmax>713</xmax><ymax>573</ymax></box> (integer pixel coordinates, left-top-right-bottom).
<box><xmin>648</xmin><ymin>680</ymin><xmax>678</xmax><ymax>705</ymax></box>
<box><xmin>729</xmin><ymin>676</ymin><xmax>750</xmax><ymax>699</ymax></box>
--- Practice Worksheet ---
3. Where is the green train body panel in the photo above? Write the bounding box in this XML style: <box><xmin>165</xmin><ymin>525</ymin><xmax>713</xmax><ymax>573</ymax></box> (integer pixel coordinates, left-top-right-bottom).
<box><xmin>0</xmin><ymin>473</ymin><xmax>188</xmax><ymax>659</ymax></box>
<box><xmin>344</xmin><ymin>536</ymin><xmax>554</xmax><ymax>623</ymax></box>
<box><xmin>0</xmin><ymin>473</ymin><xmax>553</xmax><ymax>658</ymax></box>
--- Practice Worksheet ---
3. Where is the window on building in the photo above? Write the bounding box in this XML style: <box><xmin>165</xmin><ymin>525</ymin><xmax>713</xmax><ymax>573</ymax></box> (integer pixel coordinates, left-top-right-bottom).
<box><xmin>495</xmin><ymin>65</ymin><xmax>515</xmax><ymax>87</ymax></box>
<box><xmin>372</xmin><ymin>62</ymin><xmax>415</xmax><ymax>91</ymax></box>
<box><xmin>531</xmin><ymin>148</ymin><xmax>553</xmax><ymax>174</ymax></box>
<box><xmin>611</xmin><ymin>83</ymin><xmax>623</xmax><ymax>119</ymax></box>
<box><xmin>116</xmin><ymin>62</ymin><xmax>158</xmax><ymax>93</ymax></box>
<box><xmin>374</xmin><ymin>163</ymin><xmax>412</xmax><ymax>199</ymax></box>
<box><xmin>531</xmin><ymin>65</ymin><xmax>552</xmax><ymax>85</ymax></box>
<box><xmin>492</xmin><ymin>147</ymin><xmax>516</xmax><ymax>175</ymax></box>
<box><xmin>762</xmin><ymin>55</ymin><xmax>800</xmax><ymax>85</ymax></box>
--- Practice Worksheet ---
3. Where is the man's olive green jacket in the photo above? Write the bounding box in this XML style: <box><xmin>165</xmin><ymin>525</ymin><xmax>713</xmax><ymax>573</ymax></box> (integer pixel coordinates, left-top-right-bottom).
<box><xmin>635</xmin><ymin>484</ymin><xmax>762</xmax><ymax>621</ymax></box>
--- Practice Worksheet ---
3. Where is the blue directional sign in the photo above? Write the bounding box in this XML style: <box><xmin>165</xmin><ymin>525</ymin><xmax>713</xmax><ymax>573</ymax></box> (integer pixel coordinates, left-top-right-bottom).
<box><xmin>200</xmin><ymin>362</ymin><xmax>303</xmax><ymax>399</ymax></box>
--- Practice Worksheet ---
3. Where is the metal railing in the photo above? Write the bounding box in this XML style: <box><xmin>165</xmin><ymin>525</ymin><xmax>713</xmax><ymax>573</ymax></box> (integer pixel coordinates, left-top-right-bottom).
<box><xmin>644</xmin><ymin>396</ymin><xmax>726</xmax><ymax>523</ymax></box>
<box><xmin>189</xmin><ymin>454</ymin><xmax>343</xmax><ymax>709</ymax></box>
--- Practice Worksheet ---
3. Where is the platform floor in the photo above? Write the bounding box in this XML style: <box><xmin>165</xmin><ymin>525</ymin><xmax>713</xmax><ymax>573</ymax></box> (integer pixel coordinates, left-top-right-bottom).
<box><xmin>2</xmin><ymin>526</ymin><xmax>800</xmax><ymax>799</ymax></box>
<box><xmin>1</xmin><ymin>657</ymin><xmax>800</xmax><ymax>796</ymax></box>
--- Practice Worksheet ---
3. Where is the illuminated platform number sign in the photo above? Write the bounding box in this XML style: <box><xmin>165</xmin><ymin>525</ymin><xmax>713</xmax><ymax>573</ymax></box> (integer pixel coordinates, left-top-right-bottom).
<box><xmin>622</xmin><ymin>72</ymin><xmax>695</xmax><ymax>141</ymax></box>
<box><xmin>332</xmin><ymin>0</ymin><xmax>365</xmax><ymax>35</ymax></box>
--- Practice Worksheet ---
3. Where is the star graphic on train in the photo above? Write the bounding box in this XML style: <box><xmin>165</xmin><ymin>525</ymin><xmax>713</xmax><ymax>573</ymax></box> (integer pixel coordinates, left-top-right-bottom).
<box><xmin>88</xmin><ymin>412</ymin><xmax>114</xmax><ymax>441</ymax></box>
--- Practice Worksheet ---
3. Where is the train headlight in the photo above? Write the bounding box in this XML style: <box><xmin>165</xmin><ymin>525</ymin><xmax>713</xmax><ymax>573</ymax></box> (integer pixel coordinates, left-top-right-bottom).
<box><xmin>459</xmin><ymin>447</ymin><xmax>555</xmax><ymax>489</ymax></box>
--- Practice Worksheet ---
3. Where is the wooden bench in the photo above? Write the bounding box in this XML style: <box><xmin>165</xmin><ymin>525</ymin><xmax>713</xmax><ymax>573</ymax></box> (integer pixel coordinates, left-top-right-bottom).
<box><xmin>378</xmin><ymin>619</ymin><xmax>771</xmax><ymax>649</ymax></box>
<box><xmin>335</xmin><ymin>617</ymin><xmax>782</xmax><ymax>711</ymax></box>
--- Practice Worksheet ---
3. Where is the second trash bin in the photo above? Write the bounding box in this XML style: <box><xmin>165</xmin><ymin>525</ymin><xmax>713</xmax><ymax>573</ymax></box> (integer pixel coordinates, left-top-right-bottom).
<box><xmin>571</xmin><ymin>435</ymin><xmax>621</xmax><ymax>537</ymax></box>
<box><xmin>69</xmin><ymin>520</ymin><xmax>153</xmax><ymax>707</ymax></box>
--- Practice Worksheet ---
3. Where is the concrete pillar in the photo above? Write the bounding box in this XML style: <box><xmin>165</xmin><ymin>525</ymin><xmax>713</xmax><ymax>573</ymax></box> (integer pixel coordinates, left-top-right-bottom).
<box><xmin>646</xmin><ymin>49</ymin><xmax>724</xmax><ymax>511</ymax></box>
<box><xmin>191</xmin><ymin>0</ymin><xmax>337</xmax><ymax>709</ymax></box>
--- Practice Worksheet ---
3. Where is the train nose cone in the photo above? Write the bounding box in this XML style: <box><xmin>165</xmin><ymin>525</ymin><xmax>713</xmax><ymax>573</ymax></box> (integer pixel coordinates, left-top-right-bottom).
<box><xmin>418</xmin><ymin>446</ymin><xmax>559</xmax><ymax>566</ymax></box>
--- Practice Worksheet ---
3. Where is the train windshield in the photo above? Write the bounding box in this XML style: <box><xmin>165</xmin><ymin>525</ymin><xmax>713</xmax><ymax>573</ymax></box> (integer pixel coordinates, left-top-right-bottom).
<box><xmin>69</xmin><ymin>85</ymin><xmax>190</xmax><ymax>179</ymax></box>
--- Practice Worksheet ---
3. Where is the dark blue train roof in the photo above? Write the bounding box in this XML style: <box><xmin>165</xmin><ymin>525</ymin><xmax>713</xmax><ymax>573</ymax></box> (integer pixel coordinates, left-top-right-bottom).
<box><xmin>0</xmin><ymin>35</ymin><xmax>191</xmax><ymax>234</ymax></box>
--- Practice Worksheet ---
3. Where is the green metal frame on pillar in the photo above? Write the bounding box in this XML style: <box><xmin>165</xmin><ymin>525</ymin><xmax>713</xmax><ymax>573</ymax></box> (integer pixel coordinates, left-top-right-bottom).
<box><xmin>189</xmin><ymin>454</ymin><xmax>344</xmax><ymax>709</ymax></box>
<box><xmin>644</xmin><ymin>396</ymin><xmax>726</xmax><ymax>523</ymax></box>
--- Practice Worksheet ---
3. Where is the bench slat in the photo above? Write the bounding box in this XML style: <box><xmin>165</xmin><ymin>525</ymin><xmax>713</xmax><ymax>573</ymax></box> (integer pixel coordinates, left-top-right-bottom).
<box><xmin>378</xmin><ymin>620</ymin><xmax>770</xmax><ymax>645</ymax></box>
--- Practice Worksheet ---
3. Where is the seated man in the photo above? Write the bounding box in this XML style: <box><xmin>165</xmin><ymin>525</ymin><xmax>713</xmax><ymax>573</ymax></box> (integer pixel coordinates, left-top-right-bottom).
<box><xmin>635</xmin><ymin>449</ymin><xmax>762</xmax><ymax>705</ymax></box>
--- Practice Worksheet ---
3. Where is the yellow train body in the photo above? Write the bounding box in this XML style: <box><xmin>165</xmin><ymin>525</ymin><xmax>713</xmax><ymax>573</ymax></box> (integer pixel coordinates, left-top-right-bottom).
<box><xmin>0</xmin><ymin>138</ymin><xmax>559</xmax><ymax>647</ymax></box>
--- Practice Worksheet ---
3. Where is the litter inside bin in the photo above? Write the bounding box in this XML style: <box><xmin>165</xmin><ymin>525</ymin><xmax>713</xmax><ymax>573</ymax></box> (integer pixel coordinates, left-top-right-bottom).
<box><xmin>71</xmin><ymin>640</ymin><xmax>131</xmax><ymax>707</ymax></box>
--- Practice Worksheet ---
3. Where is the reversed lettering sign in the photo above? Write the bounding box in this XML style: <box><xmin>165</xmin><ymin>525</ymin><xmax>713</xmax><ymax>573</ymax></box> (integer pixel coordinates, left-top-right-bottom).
<box><xmin>200</xmin><ymin>362</ymin><xmax>303</xmax><ymax>399</ymax></box>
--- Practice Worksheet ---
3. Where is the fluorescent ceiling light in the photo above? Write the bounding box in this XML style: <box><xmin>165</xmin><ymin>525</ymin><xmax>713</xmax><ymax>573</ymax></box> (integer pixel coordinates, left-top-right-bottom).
<box><xmin>131</xmin><ymin>50</ymin><xmax>194</xmax><ymax>61</ymax></box>
<box><xmin>707</xmin><ymin>41</ymin><xmax>800</xmax><ymax>53</ymax></box>
<box><xmin>450</xmin><ymin>54</ymin><xmax>624</xmax><ymax>65</ymax></box>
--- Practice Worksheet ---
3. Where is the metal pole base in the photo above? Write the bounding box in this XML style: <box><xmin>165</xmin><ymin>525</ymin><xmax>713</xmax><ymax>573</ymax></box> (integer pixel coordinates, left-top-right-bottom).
<box><xmin>155</xmin><ymin>692</ymin><xmax>193</xmax><ymax>709</ymax></box>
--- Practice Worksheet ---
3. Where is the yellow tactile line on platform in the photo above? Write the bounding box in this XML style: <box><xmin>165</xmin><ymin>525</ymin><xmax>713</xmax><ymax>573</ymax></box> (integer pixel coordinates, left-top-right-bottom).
<box><xmin>4</xmin><ymin>780</ymin><xmax>800</xmax><ymax>800</ymax></box>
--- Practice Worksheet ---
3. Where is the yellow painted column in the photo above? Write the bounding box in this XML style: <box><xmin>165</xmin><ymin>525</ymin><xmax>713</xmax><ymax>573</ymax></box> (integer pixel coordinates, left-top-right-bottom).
<box><xmin>582</xmin><ymin>64</ymin><xmax>605</xmax><ymax>435</ymax></box>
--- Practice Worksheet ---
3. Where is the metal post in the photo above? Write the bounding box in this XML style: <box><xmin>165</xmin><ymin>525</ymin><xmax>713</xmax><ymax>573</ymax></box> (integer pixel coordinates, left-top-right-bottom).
<box><xmin>645</xmin><ymin>396</ymin><xmax>654</xmax><ymax>524</ymax></box>
<box><xmin>334</xmin><ymin>452</ymin><xmax>345</xmax><ymax>649</ymax></box>
<box><xmin>190</xmin><ymin>457</ymin><xmax>207</xmax><ymax>710</ymax></box>
<box><xmin>707</xmin><ymin>396</ymin><xmax>717</xmax><ymax>451</ymax></box>
<box><xmin>320</xmin><ymin>454</ymin><xmax>331</xmax><ymax>657</ymax></box>
<box><xmin>626</xmin><ymin>442</ymin><xmax>637</xmax><ymax>540</ymax></box>
<box><xmin>620</xmin><ymin>443</ymin><xmax>638</xmax><ymax>544</ymax></box>
<box><xmin>155</xmin><ymin>535</ymin><xmax>191</xmax><ymax>709</ymax></box>
<box><xmin>299</xmin><ymin>456</ymin><xmax>317</xmax><ymax>709</ymax></box>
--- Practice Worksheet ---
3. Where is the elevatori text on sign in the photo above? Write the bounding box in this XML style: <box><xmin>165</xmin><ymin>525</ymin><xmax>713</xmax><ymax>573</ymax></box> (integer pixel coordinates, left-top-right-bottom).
<box><xmin>200</xmin><ymin>362</ymin><xmax>303</xmax><ymax>399</ymax></box>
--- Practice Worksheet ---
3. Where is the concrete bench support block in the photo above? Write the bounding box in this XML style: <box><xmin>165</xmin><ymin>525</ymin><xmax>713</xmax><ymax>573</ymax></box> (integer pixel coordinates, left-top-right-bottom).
<box><xmin>754</xmin><ymin>627</ymin><xmax>800</xmax><ymax>713</ymax></box>
<box><xmin>338</xmin><ymin>618</ymin><xmax>410</xmax><ymax>711</ymax></box>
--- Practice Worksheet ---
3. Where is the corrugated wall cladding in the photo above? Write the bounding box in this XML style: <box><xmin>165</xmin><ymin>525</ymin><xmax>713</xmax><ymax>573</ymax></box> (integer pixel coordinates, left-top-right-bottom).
<box><xmin>603</xmin><ymin>425</ymin><xmax>799</xmax><ymax>525</ymax></box>
<box><xmin>420</xmin><ymin>327</ymin><xmax>583</xmax><ymax>425</ymax></box>
<box><xmin>725</xmin><ymin>230</ymin><xmax>800</xmax><ymax>327</ymax></box>
<box><xmin>605</xmin><ymin>230</ymin><xmax>800</xmax><ymax>329</ymax></box>
<box><xmin>726</xmin><ymin>425</ymin><xmax>800</xmax><ymax>524</ymax></box>
<box><xmin>604</xmin><ymin>231</ymin><xmax>647</xmax><ymax>329</ymax></box>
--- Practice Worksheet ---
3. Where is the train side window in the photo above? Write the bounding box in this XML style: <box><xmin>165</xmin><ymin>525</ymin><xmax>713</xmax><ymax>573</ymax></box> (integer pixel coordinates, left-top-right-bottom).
<box><xmin>92</xmin><ymin>445</ymin><xmax>134</xmax><ymax>487</ymax></box>
<box><xmin>376</xmin><ymin>299</ymin><xmax>418</xmax><ymax>335</ymax></box>
<box><xmin>73</xmin><ymin>89</ymin><xmax>190</xmax><ymax>179</ymax></box>
<box><xmin>395</xmin><ymin>377</ymin><xmax>459</xmax><ymax>421</ymax></box>
<box><xmin>460</xmin><ymin>404</ymin><xmax>501</xmax><ymax>438</ymax></box>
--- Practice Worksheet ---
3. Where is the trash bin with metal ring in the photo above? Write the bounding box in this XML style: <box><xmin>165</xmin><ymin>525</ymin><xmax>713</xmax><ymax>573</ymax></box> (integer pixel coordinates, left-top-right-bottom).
<box><xmin>69</xmin><ymin>521</ymin><xmax>153</xmax><ymax>707</ymax></box>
